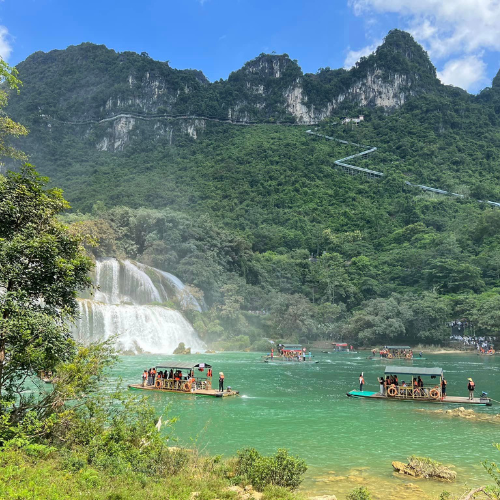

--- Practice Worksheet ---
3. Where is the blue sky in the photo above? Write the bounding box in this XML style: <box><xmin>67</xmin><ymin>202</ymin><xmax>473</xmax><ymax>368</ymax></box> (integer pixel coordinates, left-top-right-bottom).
<box><xmin>3</xmin><ymin>0</ymin><xmax>500</xmax><ymax>93</ymax></box>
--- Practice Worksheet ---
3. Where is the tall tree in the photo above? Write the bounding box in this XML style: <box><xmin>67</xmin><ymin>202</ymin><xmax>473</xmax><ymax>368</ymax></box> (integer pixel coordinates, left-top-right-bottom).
<box><xmin>0</xmin><ymin>165</ymin><xmax>93</xmax><ymax>412</ymax></box>
<box><xmin>0</xmin><ymin>61</ymin><xmax>93</xmax><ymax>414</ymax></box>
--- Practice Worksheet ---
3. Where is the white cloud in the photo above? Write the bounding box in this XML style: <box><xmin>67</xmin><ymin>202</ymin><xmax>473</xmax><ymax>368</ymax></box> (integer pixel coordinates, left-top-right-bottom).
<box><xmin>348</xmin><ymin>0</ymin><xmax>500</xmax><ymax>59</ymax></box>
<box><xmin>437</xmin><ymin>55</ymin><xmax>488</xmax><ymax>91</ymax></box>
<box><xmin>344</xmin><ymin>40</ymin><xmax>382</xmax><ymax>68</ymax></box>
<box><xmin>0</xmin><ymin>26</ymin><xmax>12</xmax><ymax>61</ymax></box>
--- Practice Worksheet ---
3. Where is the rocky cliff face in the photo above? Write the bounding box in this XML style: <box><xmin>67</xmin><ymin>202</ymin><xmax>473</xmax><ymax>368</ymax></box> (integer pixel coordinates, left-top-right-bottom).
<box><xmin>7</xmin><ymin>30</ymin><xmax>441</xmax><ymax>151</ymax></box>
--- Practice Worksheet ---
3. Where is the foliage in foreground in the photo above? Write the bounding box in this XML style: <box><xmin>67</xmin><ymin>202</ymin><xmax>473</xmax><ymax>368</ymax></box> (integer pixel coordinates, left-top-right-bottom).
<box><xmin>346</xmin><ymin>487</ymin><xmax>372</xmax><ymax>500</ymax></box>
<box><xmin>235</xmin><ymin>448</ymin><xmax>307</xmax><ymax>491</ymax></box>
<box><xmin>0</xmin><ymin>339</ymin><xmax>307</xmax><ymax>500</ymax></box>
<box><xmin>0</xmin><ymin>164</ymin><xmax>93</xmax><ymax>415</ymax></box>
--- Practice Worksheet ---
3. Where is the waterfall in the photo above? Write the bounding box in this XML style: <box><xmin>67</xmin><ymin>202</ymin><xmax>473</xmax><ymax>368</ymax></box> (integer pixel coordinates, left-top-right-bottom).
<box><xmin>156</xmin><ymin>269</ymin><xmax>202</xmax><ymax>312</ymax></box>
<box><xmin>74</xmin><ymin>258</ymin><xmax>205</xmax><ymax>354</ymax></box>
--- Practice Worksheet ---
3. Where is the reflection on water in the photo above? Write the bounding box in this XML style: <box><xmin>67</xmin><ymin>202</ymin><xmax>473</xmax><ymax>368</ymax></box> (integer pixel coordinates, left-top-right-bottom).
<box><xmin>110</xmin><ymin>351</ymin><xmax>500</xmax><ymax>499</ymax></box>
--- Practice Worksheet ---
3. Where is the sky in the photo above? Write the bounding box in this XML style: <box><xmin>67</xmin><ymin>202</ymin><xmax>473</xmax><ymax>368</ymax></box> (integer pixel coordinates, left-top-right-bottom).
<box><xmin>3</xmin><ymin>0</ymin><xmax>500</xmax><ymax>93</ymax></box>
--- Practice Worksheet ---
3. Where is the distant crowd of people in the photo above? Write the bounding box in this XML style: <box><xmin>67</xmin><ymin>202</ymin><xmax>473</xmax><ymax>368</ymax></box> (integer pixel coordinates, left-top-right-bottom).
<box><xmin>449</xmin><ymin>334</ymin><xmax>495</xmax><ymax>351</ymax></box>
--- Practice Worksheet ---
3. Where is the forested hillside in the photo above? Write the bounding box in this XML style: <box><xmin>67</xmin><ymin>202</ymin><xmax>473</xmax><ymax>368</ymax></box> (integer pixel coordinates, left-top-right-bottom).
<box><xmin>6</xmin><ymin>29</ymin><xmax>500</xmax><ymax>348</ymax></box>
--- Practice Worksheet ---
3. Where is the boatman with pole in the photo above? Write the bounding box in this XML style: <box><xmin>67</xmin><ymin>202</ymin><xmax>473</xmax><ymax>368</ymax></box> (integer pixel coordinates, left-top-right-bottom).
<box><xmin>468</xmin><ymin>378</ymin><xmax>475</xmax><ymax>400</ymax></box>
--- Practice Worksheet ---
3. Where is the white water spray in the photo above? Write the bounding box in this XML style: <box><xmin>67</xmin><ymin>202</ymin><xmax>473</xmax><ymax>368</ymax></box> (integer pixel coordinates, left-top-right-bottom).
<box><xmin>74</xmin><ymin>258</ymin><xmax>205</xmax><ymax>353</ymax></box>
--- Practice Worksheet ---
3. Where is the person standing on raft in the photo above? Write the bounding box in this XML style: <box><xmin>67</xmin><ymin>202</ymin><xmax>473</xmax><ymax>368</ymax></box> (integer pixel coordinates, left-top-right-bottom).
<box><xmin>441</xmin><ymin>377</ymin><xmax>447</xmax><ymax>398</ymax></box>
<box><xmin>468</xmin><ymin>378</ymin><xmax>475</xmax><ymax>400</ymax></box>
<box><xmin>219</xmin><ymin>372</ymin><xmax>225</xmax><ymax>392</ymax></box>
<box><xmin>359</xmin><ymin>373</ymin><xmax>365</xmax><ymax>392</ymax></box>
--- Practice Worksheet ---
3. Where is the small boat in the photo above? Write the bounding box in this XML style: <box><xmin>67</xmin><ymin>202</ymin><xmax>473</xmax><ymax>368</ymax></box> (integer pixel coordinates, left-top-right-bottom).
<box><xmin>331</xmin><ymin>343</ymin><xmax>357</xmax><ymax>353</ymax></box>
<box><xmin>478</xmin><ymin>349</ymin><xmax>496</xmax><ymax>356</ymax></box>
<box><xmin>263</xmin><ymin>344</ymin><xmax>318</xmax><ymax>363</ymax></box>
<box><xmin>373</xmin><ymin>345</ymin><xmax>419</xmax><ymax>360</ymax></box>
<box><xmin>128</xmin><ymin>362</ymin><xmax>239</xmax><ymax>397</ymax></box>
<box><xmin>347</xmin><ymin>366</ymin><xmax>492</xmax><ymax>406</ymax></box>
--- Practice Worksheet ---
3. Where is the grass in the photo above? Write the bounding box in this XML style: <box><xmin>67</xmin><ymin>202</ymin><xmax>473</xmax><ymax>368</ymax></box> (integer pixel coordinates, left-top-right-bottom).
<box><xmin>0</xmin><ymin>448</ymin><xmax>306</xmax><ymax>500</ymax></box>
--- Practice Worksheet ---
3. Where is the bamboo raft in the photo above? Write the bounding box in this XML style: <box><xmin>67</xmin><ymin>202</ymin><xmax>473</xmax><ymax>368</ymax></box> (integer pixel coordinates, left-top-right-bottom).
<box><xmin>347</xmin><ymin>366</ymin><xmax>493</xmax><ymax>406</ymax></box>
<box><xmin>128</xmin><ymin>384</ymin><xmax>239</xmax><ymax>397</ymax></box>
<box><xmin>347</xmin><ymin>390</ymin><xmax>492</xmax><ymax>406</ymax></box>
<box><xmin>129</xmin><ymin>361</ymin><xmax>239</xmax><ymax>398</ymax></box>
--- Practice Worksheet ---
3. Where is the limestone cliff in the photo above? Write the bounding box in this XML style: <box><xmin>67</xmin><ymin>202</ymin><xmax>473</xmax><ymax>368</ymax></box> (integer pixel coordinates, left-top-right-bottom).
<box><xmin>7</xmin><ymin>30</ymin><xmax>441</xmax><ymax>151</ymax></box>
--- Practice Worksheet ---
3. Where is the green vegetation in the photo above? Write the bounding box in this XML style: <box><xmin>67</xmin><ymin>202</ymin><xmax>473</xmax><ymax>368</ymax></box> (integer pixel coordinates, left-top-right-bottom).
<box><xmin>346</xmin><ymin>487</ymin><xmax>372</xmax><ymax>500</ymax></box>
<box><xmin>235</xmin><ymin>448</ymin><xmax>307</xmax><ymax>491</ymax></box>
<box><xmin>0</xmin><ymin>165</ymin><xmax>93</xmax><ymax>408</ymax></box>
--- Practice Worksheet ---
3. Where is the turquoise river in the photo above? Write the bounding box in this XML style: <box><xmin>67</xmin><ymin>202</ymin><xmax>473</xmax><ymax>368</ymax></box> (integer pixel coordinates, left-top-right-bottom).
<box><xmin>106</xmin><ymin>351</ymin><xmax>500</xmax><ymax>500</ymax></box>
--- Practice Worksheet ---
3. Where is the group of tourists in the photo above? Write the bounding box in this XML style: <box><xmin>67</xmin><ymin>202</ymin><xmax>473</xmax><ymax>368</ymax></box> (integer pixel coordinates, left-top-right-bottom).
<box><xmin>275</xmin><ymin>345</ymin><xmax>312</xmax><ymax>361</ymax></box>
<box><xmin>450</xmin><ymin>334</ymin><xmax>495</xmax><ymax>352</ymax></box>
<box><xmin>281</xmin><ymin>351</ymin><xmax>311</xmax><ymax>361</ymax></box>
<box><xmin>142</xmin><ymin>367</ymin><xmax>195</xmax><ymax>387</ymax></box>
<box><xmin>141</xmin><ymin>367</ymin><xmax>226</xmax><ymax>392</ymax></box>
<box><xmin>365</xmin><ymin>374</ymin><xmax>477</xmax><ymax>400</ymax></box>
<box><xmin>375</xmin><ymin>374</ymin><xmax>425</xmax><ymax>395</ymax></box>
<box><xmin>375</xmin><ymin>348</ymin><xmax>422</xmax><ymax>359</ymax></box>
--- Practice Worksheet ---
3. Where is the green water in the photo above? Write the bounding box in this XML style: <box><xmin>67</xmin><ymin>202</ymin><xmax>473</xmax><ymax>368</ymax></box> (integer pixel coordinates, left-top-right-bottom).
<box><xmin>109</xmin><ymin>352</ymin><xmax>500</xmax><ymax>499</ymax></box>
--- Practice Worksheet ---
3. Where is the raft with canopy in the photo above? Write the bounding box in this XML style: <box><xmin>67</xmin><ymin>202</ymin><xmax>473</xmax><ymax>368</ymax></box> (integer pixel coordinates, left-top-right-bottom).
<box><xmin>128</xmin><ymin>361</ymin><xmax>239</xmax><ymax>397</ymax></box>
<box><xmin>262</xmin><ymin>344</ymin><xmax>318</xmax><ymax>363</ymax></box>
<box><xmin>369</xmin><ymin>346</ymin><xmax>426</xmax><ymax>360</ymax></box>
<box><xmin>347</xmin><ymin>366</ymin><xmax>492</xmax><ymax>406</ymax></box>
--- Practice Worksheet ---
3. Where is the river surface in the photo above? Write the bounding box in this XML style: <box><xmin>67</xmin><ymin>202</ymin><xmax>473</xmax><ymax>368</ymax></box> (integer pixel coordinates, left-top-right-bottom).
<box><xmin>107</xmin><ymin>351</ymin><xmax>500</xmax><ymax>499</ymax></box>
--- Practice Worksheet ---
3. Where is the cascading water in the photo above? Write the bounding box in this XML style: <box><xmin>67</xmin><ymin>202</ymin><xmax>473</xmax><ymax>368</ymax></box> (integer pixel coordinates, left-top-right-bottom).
<box><xmin>73</xmin><ymin>258</ymin><xmax>205</xmax><ymax>354</ymax></box>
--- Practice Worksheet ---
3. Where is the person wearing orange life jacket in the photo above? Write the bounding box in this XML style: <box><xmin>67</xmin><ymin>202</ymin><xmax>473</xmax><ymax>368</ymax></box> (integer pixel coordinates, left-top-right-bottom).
<box><xmin>359</xmin><ymin>373</ymin><xmax>365</xmax><ymax>392</ymax></box>
<box><xmin>468</xmin><ymin>378</ymin><xmax>475</xmax><ymax>400</ymax></box>
<box><xmin>219</xmin><ymin>372</ymin><xmax>225</xmax><ymax>392</ymax></box>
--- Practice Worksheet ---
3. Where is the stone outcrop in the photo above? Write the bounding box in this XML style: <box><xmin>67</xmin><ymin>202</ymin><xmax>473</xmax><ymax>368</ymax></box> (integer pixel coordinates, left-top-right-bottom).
<box><xmin>392</xmin><ymin>457</ymin><xmax>456</xmax><ymax>481</ymax></box>
<box><xmin>173</xmin><ymin>342</ymin><xmax>191</xmax><ymax>355</ymax></box>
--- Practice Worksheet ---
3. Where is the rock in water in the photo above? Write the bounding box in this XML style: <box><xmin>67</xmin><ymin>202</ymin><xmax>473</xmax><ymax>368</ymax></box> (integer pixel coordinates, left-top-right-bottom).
<box><xmin>173</xmin><ymin>342</ymin><xmax>191</xmax><ymax>355</ymax></box>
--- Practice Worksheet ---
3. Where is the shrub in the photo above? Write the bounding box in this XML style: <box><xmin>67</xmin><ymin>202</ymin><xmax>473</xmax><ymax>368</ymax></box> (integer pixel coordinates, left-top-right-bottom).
<box><xmin>235</xmin><ymin>448</ymin><xmax>307</xmax><ymax>491</ymax></box>
<box><xmin>346</xmin><ymin>487</ymin><xmax>372</xmax><ymax>500</ymax></box>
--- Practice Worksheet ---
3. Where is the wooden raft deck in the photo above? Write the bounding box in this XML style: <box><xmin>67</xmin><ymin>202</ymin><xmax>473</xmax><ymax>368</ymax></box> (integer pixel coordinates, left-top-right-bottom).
<box><xmin>128</xmin><ymin>384</ymin><xmax>239</xmax><ymax>397</ymax></box>
<box><xmin>347</xmin><ymin>390</ymin><xmax>492</xmax><ymax>406</ymax></box>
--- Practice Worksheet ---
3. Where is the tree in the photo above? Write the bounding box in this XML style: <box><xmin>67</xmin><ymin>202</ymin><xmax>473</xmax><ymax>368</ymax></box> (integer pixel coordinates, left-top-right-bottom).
<box><xmin>0</xmin><ymin>165</ymin><xmax>93</xmax><ymax>414</ymax></box>
<box><xmin>0</xmin><ymin>59</ymin><xmax>28</xmax><ymax>164</ymax></box>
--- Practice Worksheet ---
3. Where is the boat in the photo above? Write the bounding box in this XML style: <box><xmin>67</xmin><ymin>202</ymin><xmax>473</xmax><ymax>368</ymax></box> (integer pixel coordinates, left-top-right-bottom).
<box><xmin>478</xmin><ymin>348</ymin><xmax>496</xmax><ymax>356</ymax></box>
<box><xmin>370</xmin><ymin>345</ymin><xmax>420</xmax><ymax>360</ymax></box>
<box><xmin>331</xmin><ymin>343</ymin><xmax>357</xmax><ymax>353</ymax></box>
<box><xmin>128</xmin><ymin>362</ymin><xmax>239</xmax><ymax>397</ymax></box>
<box><xmin>262</xmin><ymin>344</ymin><xmax>318</xmax><ymax>363</ymax></box>
<box><xmin>347</xmin><ymin>366</ymin><xmax>492</xmax><ymax>406</ymax></box>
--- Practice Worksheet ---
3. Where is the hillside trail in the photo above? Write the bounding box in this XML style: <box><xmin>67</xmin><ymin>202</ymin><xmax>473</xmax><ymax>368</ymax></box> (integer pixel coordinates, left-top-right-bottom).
<box><xmin>41</xmin><ymin>110</ymin><xmax>500</xmax><ymax>207</ymax></box>
<box><xmin>306</xmin><ymin>129</ymin><xmax>500</xmax><ymax>208</ymax></box>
